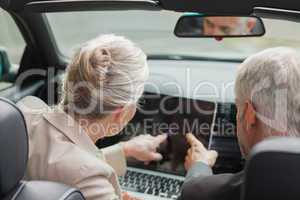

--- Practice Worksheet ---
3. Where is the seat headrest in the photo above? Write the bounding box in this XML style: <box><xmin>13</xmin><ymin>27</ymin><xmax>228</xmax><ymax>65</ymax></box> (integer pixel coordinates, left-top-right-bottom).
<box><xmin>0</xmin><ymin>98</ymin><xmax>28</xmax><ymax>196</ymax></box>
<box><xmin>242</xmin><ymin>137</ymin><xmax>300</xmax><ymax>200</ymax></box>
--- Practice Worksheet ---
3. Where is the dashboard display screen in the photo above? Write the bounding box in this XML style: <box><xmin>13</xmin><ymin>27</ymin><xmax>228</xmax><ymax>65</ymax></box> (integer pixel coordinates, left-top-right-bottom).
<box><xmin>122</xmin><ymin>92</ymin><xmax>216</xmax><ymax>175</ymax></box>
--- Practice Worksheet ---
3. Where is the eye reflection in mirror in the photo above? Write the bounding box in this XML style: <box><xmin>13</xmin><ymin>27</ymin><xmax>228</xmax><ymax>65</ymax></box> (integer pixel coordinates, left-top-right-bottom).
<box><xmin>174</xmin><ymin>15</ymin><xmax>265</xmax><ymax>38</ymax></box>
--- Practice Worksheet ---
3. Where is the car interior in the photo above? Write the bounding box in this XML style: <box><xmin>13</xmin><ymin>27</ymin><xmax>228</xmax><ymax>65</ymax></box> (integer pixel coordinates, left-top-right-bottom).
<box><xmin>1</xmin><ymin>0</ymin><xmax>300</xmax><ymax>199</ymax></box>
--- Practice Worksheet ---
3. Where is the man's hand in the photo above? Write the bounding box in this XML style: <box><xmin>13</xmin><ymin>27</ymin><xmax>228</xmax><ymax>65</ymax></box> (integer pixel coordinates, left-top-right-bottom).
<box><xmin>121</xmin><ymin>134</ymin><xmax>167</xmax><ymax>163</ymax></box>
<box><xmin>122</xmin><ymin>192</ymin><xmax>141</xmax><ymax>200</ymax></box>
<box><xmin>184</xmin><ymin>133</ymin><xmax>218</xmax><ymax>171</ymax></box>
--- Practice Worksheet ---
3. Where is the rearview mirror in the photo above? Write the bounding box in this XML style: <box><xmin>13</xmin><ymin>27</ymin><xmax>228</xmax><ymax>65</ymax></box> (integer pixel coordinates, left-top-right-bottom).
<box><xmin>174</xmin><ymin>15</ymin><xmax>265</xmax><ymax>38</ymax></box>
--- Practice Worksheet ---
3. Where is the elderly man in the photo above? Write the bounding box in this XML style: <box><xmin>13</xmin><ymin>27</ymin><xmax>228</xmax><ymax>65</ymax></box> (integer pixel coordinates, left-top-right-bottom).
<box><xmin>178</xmin><ymin>47</ymin><xmax>300</xmax><ymax>200</ymax></box>
<box><xmin>202</xmin><ymin>16</ymin><xmax>256</xmax><ymax>36</ymax></box>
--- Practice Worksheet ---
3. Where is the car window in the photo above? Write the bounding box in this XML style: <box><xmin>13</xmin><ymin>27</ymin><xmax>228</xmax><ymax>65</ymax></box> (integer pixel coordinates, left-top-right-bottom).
<box><xmin>0</xmin><ymin>8</ymin><xmax>25</xmax><ymax>90</ymax></box>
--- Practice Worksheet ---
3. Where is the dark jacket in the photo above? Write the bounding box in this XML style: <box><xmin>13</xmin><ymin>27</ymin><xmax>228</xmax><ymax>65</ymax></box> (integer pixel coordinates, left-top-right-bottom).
<box><xmin>178</xmin><ymin>162</ymin><xmax>244</xmax><ymax>200</ymax></box>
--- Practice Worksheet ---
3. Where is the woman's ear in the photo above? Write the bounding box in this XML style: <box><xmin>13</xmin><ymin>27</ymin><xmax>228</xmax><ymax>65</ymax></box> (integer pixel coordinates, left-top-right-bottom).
<box><xmin>245</xmin><ymin>101</ymin><xmax>256</xmax><ymax>130</ymax></box>
<box><xmin>112</xmin><ymin>107</ymin><xmax>125</xmax><ymax>122</ymax></box>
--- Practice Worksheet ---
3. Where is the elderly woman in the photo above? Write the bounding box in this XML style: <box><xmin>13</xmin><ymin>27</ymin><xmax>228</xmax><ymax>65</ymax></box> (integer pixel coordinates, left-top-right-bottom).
<box><xmin>17</xmin><ymin>34</ymin><xmax>166</xmax><ymax>200</ymax></box>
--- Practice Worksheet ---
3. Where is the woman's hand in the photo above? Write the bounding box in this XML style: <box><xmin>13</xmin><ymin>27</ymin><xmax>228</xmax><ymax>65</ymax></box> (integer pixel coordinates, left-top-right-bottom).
<box><xmin>184</xmin><ymin>133</ymin><xmax>218</xmax><ymax>171</ymax></box>
<box><xmin>121</xmin><ymin>134</ymin><xmax>167</xmax><ymax>163</ymax></box>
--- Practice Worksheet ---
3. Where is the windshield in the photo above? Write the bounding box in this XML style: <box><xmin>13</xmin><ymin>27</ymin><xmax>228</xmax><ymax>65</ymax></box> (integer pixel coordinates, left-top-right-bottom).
<box><xmin>47</xmin><ymin>10</ymin><xmax>300</xmax><ymax>60</ymax></box>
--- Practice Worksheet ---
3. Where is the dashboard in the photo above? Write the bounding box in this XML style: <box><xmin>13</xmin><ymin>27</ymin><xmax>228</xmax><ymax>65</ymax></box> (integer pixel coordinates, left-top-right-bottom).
<box><xmin>144</xmin><ymin>59</ymin><xmax>238</xmax><ymax>103</ymax></box>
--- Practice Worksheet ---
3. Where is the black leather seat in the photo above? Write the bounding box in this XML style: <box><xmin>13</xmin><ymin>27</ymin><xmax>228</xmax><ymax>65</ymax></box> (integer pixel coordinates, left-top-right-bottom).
<box><xmin>0</xmin><ymin>97</ymin><xmax>85</xmax><ymax>200</ymax></box>
<box><xmin>242</xmin><ymin>137</ymin><xmax>300</xmax><ymax>200</ymax></box>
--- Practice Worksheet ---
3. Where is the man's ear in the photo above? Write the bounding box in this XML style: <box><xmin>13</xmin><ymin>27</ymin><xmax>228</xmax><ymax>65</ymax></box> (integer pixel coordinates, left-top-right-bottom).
<box><xmin>244</xmin><ymin>101</ymin><xmax>256</xmax><ymax>129</ymax></box>
<box><xmin>247</xmin><ymin>18</ymin><xmax>256</xmax><ymax>32</ymax></box>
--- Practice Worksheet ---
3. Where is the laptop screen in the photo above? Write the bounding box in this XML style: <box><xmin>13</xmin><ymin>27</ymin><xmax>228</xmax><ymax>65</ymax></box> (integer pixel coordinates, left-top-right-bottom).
<box><xmin>122</xmin><ymin>93</ymin><xmax>216</xmax><ymax>176</ymax></box>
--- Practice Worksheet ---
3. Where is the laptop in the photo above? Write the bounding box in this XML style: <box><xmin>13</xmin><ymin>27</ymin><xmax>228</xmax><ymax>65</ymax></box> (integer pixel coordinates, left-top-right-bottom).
<box><xmin>119</xmin><ymin>94</ymin><xmax>217</xmax><ymax>200</ymax></box>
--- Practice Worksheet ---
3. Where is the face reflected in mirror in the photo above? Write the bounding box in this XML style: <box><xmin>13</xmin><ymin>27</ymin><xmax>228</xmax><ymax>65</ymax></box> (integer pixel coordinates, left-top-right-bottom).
<box><xmin>203</xmin><ymin>16</ymin><xmax>257</xmax><ymax>36</ymax></box>
<box><xmin>175</xmin><ymin>15</ymin><xmax>265</xmax><ymax>38</ymax></box>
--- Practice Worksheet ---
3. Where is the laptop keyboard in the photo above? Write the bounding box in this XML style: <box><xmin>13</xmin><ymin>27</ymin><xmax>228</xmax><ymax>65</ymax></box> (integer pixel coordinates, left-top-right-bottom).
<box><xmin>119</xmin><ymin>169</ymin><xmax>184</xmax><ymax>199</ymax></box>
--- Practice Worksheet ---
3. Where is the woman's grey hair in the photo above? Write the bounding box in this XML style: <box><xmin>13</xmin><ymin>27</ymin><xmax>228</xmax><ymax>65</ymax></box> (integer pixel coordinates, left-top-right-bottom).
<box><xmin>60</xmin><ymin>34</ymin><xmax>149</xmax><ymax>118</ymax></box>
<box><xmin>235</xmin><ymin>47</ymin><xmax>300</xmax><ymax>137</ymax></box>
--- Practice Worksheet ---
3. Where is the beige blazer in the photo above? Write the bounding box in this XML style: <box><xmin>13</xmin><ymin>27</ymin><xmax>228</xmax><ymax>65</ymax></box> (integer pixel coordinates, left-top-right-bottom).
<box><xmin>17</xmin><ymin>96</ymin><xmax>127</xmax><ymax>200</ymax></box>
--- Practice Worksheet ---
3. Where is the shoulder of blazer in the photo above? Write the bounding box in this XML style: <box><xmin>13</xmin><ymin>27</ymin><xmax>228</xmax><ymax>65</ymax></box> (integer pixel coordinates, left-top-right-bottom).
<box><xmin>17</xmin><ymin>96</ymin><xmax>100</xmax><ymax>156</ymax></box>
<box><xmin>17</xmin><ymin>96</ymin><xmax>51</xmax><ymax>131</ymax></box>
<box><xmin>17</xmin><ymin>96</ymin><xmax>50</xmax><ymax>113</ymax></box>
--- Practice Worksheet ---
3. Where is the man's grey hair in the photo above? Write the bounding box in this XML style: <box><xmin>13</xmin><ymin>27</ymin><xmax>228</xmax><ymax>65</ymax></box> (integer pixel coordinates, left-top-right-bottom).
<box><xmin>235</xmin><ymin>47</ymin><xmax>300</xmax><ymax>137</ymax></box>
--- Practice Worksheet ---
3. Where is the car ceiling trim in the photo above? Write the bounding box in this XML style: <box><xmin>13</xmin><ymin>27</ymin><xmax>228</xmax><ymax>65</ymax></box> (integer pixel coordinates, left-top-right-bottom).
<box><xmin>24</xmin><ymin>0</ymin><xmax>161</xmax><ymax>13</ymax></box>
<box><xmin>253</xmin><ymin>7</ymin><xmax>300</xmax><ymax>23</ymax></box>
<box><xmin>159</xmin><ymin>0</ymin><xmax>300</xmax><ymax>15</ymax></box>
